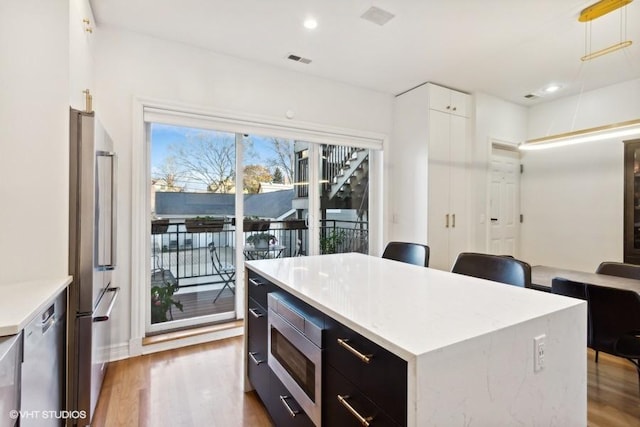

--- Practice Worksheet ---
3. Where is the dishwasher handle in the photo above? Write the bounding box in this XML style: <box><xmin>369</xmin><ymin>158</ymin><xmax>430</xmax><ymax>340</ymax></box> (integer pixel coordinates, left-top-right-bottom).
<box><xmin>93</xmin><ymin>287</ymin><xmax>120</xmax><ymax>322</ymax></box>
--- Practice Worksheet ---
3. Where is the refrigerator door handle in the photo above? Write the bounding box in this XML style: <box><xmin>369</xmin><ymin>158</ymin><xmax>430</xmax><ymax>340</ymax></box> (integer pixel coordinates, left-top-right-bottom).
<box><xmin>93</xmin><ymin>287</ymin><xmax>120</xmax><ymax>322</ymax></box>
<box><xmin>96</xmin><ymin>150</ymin><xmax>117</xmax><ymax>270</ymax></box>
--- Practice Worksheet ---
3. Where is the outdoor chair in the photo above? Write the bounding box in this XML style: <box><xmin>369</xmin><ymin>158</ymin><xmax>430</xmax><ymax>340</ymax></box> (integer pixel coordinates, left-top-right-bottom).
<box><xmin>208</xmin><ymin>243</ymin><xmax>236</xmax><ymax>303</ymax></box>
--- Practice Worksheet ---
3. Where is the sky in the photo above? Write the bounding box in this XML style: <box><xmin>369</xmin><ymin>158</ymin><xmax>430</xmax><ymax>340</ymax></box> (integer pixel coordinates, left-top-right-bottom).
<box><xmin>150</xmin><ymin>123</ymin><xmax>293</xmax><ymax>191</ymax></box>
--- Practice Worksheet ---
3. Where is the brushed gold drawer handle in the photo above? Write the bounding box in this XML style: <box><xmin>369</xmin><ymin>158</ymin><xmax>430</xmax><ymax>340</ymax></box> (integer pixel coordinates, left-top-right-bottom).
<box><xmin>337</xmin><ymin>338</ymin><xmax>372</xmax><ymax>364</ymax></box>
<box><xmin>279</xmin><ymin>395</ymin><xmax>299</xmax><ymax>418</ymax></box>
<box><xmin>445</xmin><ymin>214</ymin><xmax>449</xmax><ymax>228</ymax></box>
<box><xmin>337</xmin><ymin>394</ymin><xmax>373</xmax><ymax>426</ymax></box>
<box><xmin>248</xmin><ymin>352</ymin><xmax>264</xmax><ymax>365</ymax></box>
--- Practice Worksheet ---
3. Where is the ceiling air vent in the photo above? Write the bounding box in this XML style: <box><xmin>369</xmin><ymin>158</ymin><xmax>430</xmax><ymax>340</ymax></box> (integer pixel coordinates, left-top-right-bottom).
<box><xmin>361</xmin><ymin>6</ymin><xmax>395</xmax><ymax>26</ymax></box>
<box><xmin>524</xmin><ymin>93</ymin><xmax>539</xmax><ymax>99</ymax></box>
<box><xmin>287</xmin><ymin>54</ymin><xmax>312</xmax><ymax>64</ymax></box>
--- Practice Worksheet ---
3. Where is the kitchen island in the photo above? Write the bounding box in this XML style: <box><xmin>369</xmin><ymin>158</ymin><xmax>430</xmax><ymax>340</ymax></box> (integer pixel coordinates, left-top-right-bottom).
<box><xmin>244</xmin><ymin>253</ymin><xmax>586</xmax><ymax>426</ymax></box>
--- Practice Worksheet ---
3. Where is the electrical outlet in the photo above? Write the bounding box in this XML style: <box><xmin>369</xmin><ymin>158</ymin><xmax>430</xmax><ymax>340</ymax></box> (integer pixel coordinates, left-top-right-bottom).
<box><xmin>534</xmin><ymin>335</ymin><xmax>546</xmax><ymax>372</ymax></box>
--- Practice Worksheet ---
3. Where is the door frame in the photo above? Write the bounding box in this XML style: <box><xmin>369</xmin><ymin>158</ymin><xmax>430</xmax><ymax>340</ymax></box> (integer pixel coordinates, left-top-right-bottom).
<box><xmin>485</xmin><ymin>138</ymin><xmax>521</xmax><ymax>256</ymax></box>
<box><xmin>130</xmin><ymin>97</ymin><xmax>386</xmax><ymax>355</ymax></box>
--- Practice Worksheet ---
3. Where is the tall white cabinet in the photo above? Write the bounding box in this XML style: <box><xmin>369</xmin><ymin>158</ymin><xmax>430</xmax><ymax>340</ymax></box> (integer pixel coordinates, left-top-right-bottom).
<box><xmin>390</xmin><ymin>83</ymin><xmax>471</xmax><ymax>270</ymax></box>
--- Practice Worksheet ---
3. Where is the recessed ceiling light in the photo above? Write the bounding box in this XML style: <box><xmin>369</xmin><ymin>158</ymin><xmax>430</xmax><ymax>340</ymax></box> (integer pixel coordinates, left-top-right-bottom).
<box><xmin>304</xmin><ymin>18</ymin><xmax>318</xmax><ymax>29</ymax></box>
<box><xmin>545</xmin><ymin>84</ymin><xmax>561</xmax><ymax>93</ymax></box>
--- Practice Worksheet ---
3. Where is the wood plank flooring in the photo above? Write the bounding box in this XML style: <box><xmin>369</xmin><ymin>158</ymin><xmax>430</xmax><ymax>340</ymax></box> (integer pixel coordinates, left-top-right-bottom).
<box><xmin>93</xmin><ymin>339</ymin><xmax>640</xmax><ymax>427</ymax></box>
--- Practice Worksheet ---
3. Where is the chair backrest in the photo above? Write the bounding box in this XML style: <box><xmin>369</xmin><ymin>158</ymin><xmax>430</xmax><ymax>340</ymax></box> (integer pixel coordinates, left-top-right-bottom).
<box><xmin>586</xmin><ymin>284</ymin><xmax>640</xmax><ymax>354</ymax></box>
<box><xmin>382</xmin><ymin>241</ymin><xmax>430</xmax><ymax>267</ymax></box>
<box><xmin>552</xmin><ymin>278</ymin><xmax>591</xmax><ymax>346</ymax></box>
<box><xmin>595</xmin><ymin>262</ymin><xmax>640</xmax><ymax>280</ymax></box>
<box><xmin>208</xmin><ymin>242</ymin><xmax>224</xmax><ymax>270</ymax></box>
<box><xmin>551</xmin><ymin>278</ymin><xmax>587</xmax><ymax>300</ymax></box>
<box><xmin>451</xmin><ymin>252</ymin><xmax>531</xmax><ymax>287</ymax></box>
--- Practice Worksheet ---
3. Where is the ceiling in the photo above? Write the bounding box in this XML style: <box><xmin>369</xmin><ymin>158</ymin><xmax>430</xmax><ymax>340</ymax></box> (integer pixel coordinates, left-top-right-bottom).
<box><xmin>90</xmin><ymin>0</ymin><xmax>640</xmax><ymax>105</ymax></box>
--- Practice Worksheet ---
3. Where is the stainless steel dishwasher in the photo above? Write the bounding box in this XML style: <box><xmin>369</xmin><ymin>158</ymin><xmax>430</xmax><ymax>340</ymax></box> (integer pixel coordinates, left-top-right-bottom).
<box><xmin>21</xmin><ymin>290</ymin><xmax>66</xmax><ymax>427</ymax></box>
<box><xmin>0</xmin><ymin>333</ymin><xmax>21</xmax><ymax>427</ymax></box>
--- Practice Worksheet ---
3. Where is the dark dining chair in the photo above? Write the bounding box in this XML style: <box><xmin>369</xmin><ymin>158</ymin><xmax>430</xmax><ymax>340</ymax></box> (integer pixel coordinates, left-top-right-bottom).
<box><xmin>551</xmin><ymin>278</ymin><xmax>595</xmax><ymax>359</ymax></box>
<box><xmin>382</xmin><ymin>241</ymin><xmax>430</xmax><ymax>267</ymax></box>
<box><xmin>596</xmin><ymin>261</ymin><xmax>640</xmax><ymax>280</ymax></box>
<box><xmin>208</xmin><ymin>243</ymin><xmax>236</xmax><ymax>303</ymax></box>
<box><xmin>451</xmin><ymin>252</ymin><xmax>531</xmax><ymax>288</ymax></box>
<box><xmin>586</xmin><ymin>283</ymin><xmax>640</xmax><ymax>391</ymax></box>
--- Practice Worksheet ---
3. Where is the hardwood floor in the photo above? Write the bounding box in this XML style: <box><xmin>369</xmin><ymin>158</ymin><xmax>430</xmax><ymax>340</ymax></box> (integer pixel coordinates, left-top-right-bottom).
<box><xmin>93</xmin><ymin>339</ymin><xmax>640</xmax><ymax>426</ymax></box>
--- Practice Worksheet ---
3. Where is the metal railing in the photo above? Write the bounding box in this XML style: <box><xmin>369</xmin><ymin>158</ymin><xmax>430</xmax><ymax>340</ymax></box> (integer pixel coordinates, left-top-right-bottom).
<box><xmin>151</xmin><ymin>218</ymin><xmax>369</xmax><ymax>288</ymax></box>
<box><xmin>320</xmin><ymin>219</ymin><xmax>368</xmax><ymax>255</ymax></box>
<box><xmin>151</xmin><ymin>219</ymin><xmax>309</xmax><ymax>289</ymax></box>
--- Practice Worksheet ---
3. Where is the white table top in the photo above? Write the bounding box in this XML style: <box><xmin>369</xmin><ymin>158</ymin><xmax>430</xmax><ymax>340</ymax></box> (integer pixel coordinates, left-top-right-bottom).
<box><xmin>0</xmin><ymin>276</ymin><xmax>72</xmax><ymax>337</ymax></box>
<box><xmin>531</xmin><ymin>265</ymin><xmax>640</xmax><ymax>293</ymax></box>
<box><xmin>246</xmin><ymin>253</ymin><xmax>581</xmax><ymax>361</ymax></box>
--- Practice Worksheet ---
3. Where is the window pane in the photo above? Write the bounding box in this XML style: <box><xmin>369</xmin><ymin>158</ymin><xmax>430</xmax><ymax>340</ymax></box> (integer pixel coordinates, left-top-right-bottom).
<box><xmin>149</xmin><ymin>124</ymin><xmax>236</xmax><ymax>330</ymax></box>
<box><xmin>318</xmin><ymin>144</ymin><xmax>369</xmax><ymax>254</ymax></box>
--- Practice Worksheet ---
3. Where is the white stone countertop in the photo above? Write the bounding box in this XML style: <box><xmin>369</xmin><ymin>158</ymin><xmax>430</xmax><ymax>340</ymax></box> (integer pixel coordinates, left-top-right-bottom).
<box><xmin>0</xmin><ymin>276</ymin><xmax>72</xmax><ymax>337</ymax></box>
<box><xmin>246</xmin><ymin>253</ymin><xmax>583</xmax><ymax>361</ymax></box>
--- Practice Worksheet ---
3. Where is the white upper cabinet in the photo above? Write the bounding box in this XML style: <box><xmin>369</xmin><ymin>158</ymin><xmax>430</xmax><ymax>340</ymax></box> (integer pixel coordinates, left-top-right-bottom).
<box><xmin>427</xmin><ymin>83</ymin><xmax>470</xmax><ymax>117</ymax></box>
<box><xmin>69</xmin><ymin>0</ymin><xmax>95</xmax><ymax>110</ymax></box>
<box><xmin>389</xmin><ymin>83</ymin><xmax>471</xmax><ymax>270</ymax></box>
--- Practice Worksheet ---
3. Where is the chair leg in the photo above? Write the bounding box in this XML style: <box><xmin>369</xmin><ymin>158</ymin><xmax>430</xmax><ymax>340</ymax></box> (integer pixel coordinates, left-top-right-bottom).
<box><xmin>212</xmin><ymin>273</ymin><xmax>236</xmax><ymax>304</ymax></box>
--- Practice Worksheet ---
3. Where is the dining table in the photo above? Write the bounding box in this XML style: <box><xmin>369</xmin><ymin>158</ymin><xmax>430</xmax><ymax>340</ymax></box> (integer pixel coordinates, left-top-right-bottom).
<box><xmin>243</xmin><ymin>244</ymin><xmax>286</xmax><ymax>260</ymax></box>
<box><xmin>531</xmin><ymin>265</ymin><xmax>640</xmax><ymax>294</ymax></box>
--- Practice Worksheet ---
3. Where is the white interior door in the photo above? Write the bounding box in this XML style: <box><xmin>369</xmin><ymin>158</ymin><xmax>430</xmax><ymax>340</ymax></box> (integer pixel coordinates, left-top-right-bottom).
<box><xmin>489</xmin><ymin>147</ymin><xmax>520</xmax><ymax>256</ymax></box>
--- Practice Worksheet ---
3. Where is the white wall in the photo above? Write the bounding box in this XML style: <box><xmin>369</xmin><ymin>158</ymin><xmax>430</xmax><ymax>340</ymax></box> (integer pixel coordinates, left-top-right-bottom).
<box><xmin>92</xmin><ymin>28</ymin><xmax>393</xmax><ymax>355</ymax></box>
<box><xmin>0</xmin><ymin>0</ymin><xmax>69</xmax><ymax>284</ymax></box>
<box><xmin>471</xmin><ymin>94</ymin><xmax>528</xmax><ymax>253</ymax></box>
<box><xmin>521</xmin><ymin>78</ymin><xmax>640</xmax><ymax>271</ymax></box>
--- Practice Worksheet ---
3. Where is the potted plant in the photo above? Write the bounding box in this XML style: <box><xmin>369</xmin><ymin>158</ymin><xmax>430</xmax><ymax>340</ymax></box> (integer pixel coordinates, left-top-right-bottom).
<box><xmin>185</xmin><ymin>216</ymin><xmax>225</xmax><ymax>233</ymax></box>
<box><xmin>243</xmin><ymin>216</ymin><xmax>271</xmax><ymax>232</ymax></box>
<box><xmin>283</xmin><ymin>219</ymin><xmax>307</xmax><ymax>229</ymax></box>
<box><xmin>320</xmin><ymin>230</ymin><xmax>346</xmax><ymax>254</ymax></box>
<box><xmin>246</xmin><ymin>232</ymin><xmax>277</xmax><ymax>249</ymax></box>
<box><xmin>150</xmin><ymin>275</ymin><xmax>183</xmax><ymax>323</ymax></box>
<box><xmin>151</xmin><ymin>218</ymin><xmax>170</xmax><ymax>234</ymax></box>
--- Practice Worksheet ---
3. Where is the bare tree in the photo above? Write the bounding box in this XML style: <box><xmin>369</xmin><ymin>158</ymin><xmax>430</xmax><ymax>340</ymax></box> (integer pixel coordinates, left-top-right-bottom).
<box><xmin>151</xmin><ymin>157</ymin><xmax>184</xmax><ymax>191</ymax></box>
<box><xmin>171</xmin><ymin>131</ymin><xmax>236</xmax><ymax>193</ymax></box>
<box><xmin>266</xmin><ymin>138</ymin><xmax>294</xmax><ymax>184</ymax></box>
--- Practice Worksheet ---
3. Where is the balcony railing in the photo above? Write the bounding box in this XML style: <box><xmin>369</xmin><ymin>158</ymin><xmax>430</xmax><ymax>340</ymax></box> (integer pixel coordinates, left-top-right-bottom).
<box><xmin>151</xmin><ymin>218</ymin><xmax>368</xmax><ymax>289</ymax></box>
<box><xmin>320</xmin><ymin>219</ymin><xmax>368</xmax><ymax>255</ymax></box>
<box><xmin>151</xmin><ymin>219</ymin><xmax>309</xmax><ymax>289</ymax></box>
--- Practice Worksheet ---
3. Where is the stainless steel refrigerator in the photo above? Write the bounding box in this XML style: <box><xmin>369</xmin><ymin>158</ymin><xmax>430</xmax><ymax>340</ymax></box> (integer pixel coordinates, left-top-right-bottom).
<box><xmin>68</xmin><ymin>108</ymin><xmax>120</xmax><ymax>426</ymax></box>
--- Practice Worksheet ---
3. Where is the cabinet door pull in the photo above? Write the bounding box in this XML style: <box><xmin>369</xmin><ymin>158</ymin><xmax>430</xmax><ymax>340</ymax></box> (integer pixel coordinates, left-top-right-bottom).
<box><xmin>279</xmin><ymin>395</ymin><xmax>299</xmax><ymax>418</ymax></box>
<box><xmin>445</xmin><ymin>214</ymin><xmax>449</xmax><ymax>228</ymax></box>
<box><xmin>452</xmin><ymin>213</ymin><xmax>456</xmax><ymax>228</ymax></box>
<box><xmin>248</xmin><ymin>307</ymin><xmax>264</xmax><ymax>318</ymax></box>
<box><xmin>248</xmin><ymin>351</ymin><xmax>264</xmax><ymax>365</ymax></box>
<box><xmin>452</xmin><ymin>106</ymin><xmax>457</xmax><ymax>111</ymax></box>
<box><xmin>248</xmin><ymin>278</ymin><xmax>264</xmax><ymax>287</ymax></box>
<box><xmin>337</xmin><ymin>395</ymin><xmax>373</xmax><ymax>426</ymax></box>
<box><xmin>337</xmin><ymin>338</ymin><xmax>372</xmax><ymax>364</ymax></box>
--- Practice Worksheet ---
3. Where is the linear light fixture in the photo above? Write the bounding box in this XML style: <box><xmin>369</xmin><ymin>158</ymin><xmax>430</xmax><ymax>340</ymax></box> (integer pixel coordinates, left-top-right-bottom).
<box><xmin>579</xmin><ymin>0</ymin><xmax>633</xmax><ymax>21</ymax></box>
<box><xmin>581</xmin><ymin>40</ymin><xmax>633</xmax><ymax>61</ymax></box>
<box><xmin>519</xmin><ymin>119</ymin><xmax>640</xmax><ymax>151</ymax></box>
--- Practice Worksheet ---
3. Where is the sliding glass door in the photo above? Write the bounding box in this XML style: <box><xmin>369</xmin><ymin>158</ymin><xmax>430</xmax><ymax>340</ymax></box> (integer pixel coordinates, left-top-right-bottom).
<box><xmin>149</xmin><ymin>124</ymin><xmax>238</xmax><ymax>333</ymax></box>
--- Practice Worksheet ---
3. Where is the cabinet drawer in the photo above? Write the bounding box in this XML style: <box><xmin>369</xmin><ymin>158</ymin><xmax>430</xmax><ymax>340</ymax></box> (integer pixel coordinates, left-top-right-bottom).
<box><xmin>325</xmin><ymin>317</ymin><xmax>407</xmax><ymax>426</ymax></box>
<box><xmin>324</xmin><ymin>365</ymin><xmax>401</xmax><ymax>427</ymax></box>
<box><xmin>247</xmin><ymin>270</ymin><xmax>276</xmax><ymax>308</ymax></box>
<box><xmin>247</xmin><ymin>297</ymin><xmax>269</xmax><ymax>402</ymax></box>
<box><xmin>268</xmin><ymin>369</ymin><xmax>315</xmax><ymax>427</ymax></box>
